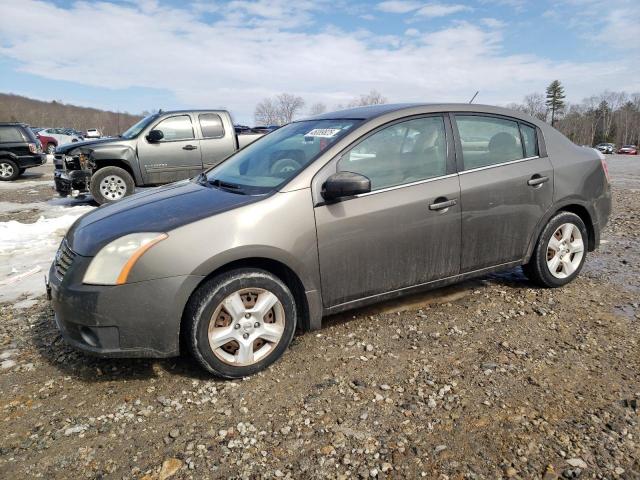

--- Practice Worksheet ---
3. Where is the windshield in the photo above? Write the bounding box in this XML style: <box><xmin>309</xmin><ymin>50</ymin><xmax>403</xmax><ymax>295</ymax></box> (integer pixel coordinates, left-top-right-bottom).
<box><xmin>204</xmin><ymin>119</ymin><xmax>360</xmax><ymax>194</ymax></box>
<box><xmin>121</xmin><ymin>113</ymin><xmax>159</xmax><ymax>139</ymax></box>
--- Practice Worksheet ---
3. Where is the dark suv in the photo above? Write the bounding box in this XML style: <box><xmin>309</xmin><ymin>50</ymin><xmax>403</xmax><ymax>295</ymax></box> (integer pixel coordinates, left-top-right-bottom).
<box><xmin>0</xmin><ymin>123</ymin><xmax>47</xmax><ymax>181</ymax></box>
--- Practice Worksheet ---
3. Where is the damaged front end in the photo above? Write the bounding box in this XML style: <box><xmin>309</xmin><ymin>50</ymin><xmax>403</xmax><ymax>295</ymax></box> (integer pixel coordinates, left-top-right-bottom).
<box><xmin>53</xmin><ymin>152</ymin><xmax>92</xmax><ymax>198</ymax></box>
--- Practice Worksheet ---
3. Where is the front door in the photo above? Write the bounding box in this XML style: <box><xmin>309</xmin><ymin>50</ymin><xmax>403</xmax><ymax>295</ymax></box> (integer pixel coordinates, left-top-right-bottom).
<box><xmin>315</xmin><ymin>115</ymin><xmax>461</xmax><ymax>307</ymax></box>
<box><xmin>453</xmin><ymin>114</ymin><xmax>554</xmax><ymax>271</ymax></box>
<box><xmin>137</xmin><ymin>114</ymin><xmax>202</xmax><ymax>184</ymax></box>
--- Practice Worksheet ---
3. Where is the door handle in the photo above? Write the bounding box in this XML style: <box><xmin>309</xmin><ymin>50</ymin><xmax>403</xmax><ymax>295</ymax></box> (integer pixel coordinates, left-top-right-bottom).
<box><xmin>183</xmin><ymin>145</ymin><xmax>198</xmax><ymax>151</ymax></box>
<box><xmin>429</xmin><ymin>198</ymin><xmax>457</xmax><ymax>211</ymax></box>
<box><xmin>527</xmin><ymin>175</ymin><xmax>549</xmax><ymax>186</ymax></box>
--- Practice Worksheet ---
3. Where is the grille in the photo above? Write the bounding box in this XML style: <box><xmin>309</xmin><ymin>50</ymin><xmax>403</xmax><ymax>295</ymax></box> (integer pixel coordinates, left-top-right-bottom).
<box><xmin>54</xmin><ymin>240</ymin><xmax>76</xmax><ymax>281</ymax></box>
<box><xmin>54</xmin><ymin>154</ymin><xmax>64</xmax><ymax>170</ymax></box>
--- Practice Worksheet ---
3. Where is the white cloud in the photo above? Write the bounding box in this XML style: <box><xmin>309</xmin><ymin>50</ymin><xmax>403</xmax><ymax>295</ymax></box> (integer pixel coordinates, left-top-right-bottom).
<box><xmin>376</xmin><ymin>1</ymin><xmax>423</xmax><ymax>13</ymax></box>
<box><xmin>415</xmin><ymin>3</ymin><xmax>471</xmax><ymax>17</ymax></box>
<box><xmin>481</xmin><ymin>17</ymin><xmax>506</xmax><ymax>28</ymax></box>
<box><xmin>0</xmin><ymin>1</ymin><xmax>638</xmax><ymax>123</ymax></box>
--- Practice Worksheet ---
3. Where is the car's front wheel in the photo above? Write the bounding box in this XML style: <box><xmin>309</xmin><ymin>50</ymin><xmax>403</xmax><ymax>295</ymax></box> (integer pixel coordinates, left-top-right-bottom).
<box><xmin>185</xmin><ymin>268</ymin><xmax>297</xmax><ymax>378</ymax></box>
<box><xmin>523</xmin><ymin>211</ymin><xmax>588</xmax><ymax>287</ymax></box>
<box><xmin>0</xmin><ymin>159</ymin><xmax>20</xmax><ymax>181</ymax></box>
<box><xmin>90</xmin><ymin>166</ymin><xmax>135</xmax><ymax>204</ymax></box>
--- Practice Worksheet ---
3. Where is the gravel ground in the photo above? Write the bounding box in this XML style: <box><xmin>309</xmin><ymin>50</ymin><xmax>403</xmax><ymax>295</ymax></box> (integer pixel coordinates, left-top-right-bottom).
<box><xmin>0</xmin><ymin>156</ymin><xmax>639</xmax><ymax>479</ymax></box>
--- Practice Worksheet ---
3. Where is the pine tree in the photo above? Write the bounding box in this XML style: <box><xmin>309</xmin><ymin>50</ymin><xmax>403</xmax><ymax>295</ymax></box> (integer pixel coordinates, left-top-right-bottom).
<box><xmin>545</xmin><ymin>80</ymin><xmax>566</xmax><ymax>127</ymax></box>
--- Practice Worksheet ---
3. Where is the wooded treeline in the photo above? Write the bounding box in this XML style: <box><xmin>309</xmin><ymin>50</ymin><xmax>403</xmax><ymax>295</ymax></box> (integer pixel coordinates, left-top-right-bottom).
<box><xmin>0</xmin><ymin>93</ymin><xmax>142</xmax><ymax>136</ymax></box>
<box><xmin>507</xmin><ymin>86</ymin><xmax>640</xmax><ymax>147</ymax></box>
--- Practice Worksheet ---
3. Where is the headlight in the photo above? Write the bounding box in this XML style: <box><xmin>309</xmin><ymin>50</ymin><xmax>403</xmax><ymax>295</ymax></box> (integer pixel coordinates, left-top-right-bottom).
<box><xmin>83</xmin><ymin>233</ymin><xmax>168</xmax><ymax>285</ymax></box>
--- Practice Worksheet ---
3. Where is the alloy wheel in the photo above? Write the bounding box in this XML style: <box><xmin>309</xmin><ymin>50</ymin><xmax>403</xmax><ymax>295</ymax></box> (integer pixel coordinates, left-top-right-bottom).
<box><xmin>99</xmin><ymin>174</ymin><xmax>127</xmax><ymax>200</ymax></box>
<box><xmin>208</xmin><ymin>288</ymin><xmax>285</xmax><ymax>366</ymax></box>
<box><xmin>0</xmin><ymin>162</ymin><xmax>14</xmax><ymax>179</ymax></box>
<box><xmin>546</xmin><ymin>223</ymin><xmax>584</xmax><ymax>279</ymax></box>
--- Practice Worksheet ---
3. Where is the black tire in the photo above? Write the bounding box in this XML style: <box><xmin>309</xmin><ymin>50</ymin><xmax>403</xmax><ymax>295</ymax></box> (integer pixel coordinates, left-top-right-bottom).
<box><xmin>185</xmin><ymin>268</ymin><xmax>297</xmax><ymax>378</ymax></box>
<box><xmin>523</xmin><ymin>211</ymin><xmax>588</xmax><ymax>288</ymax></box>
<box><xmin>46</xmin><ymin>143</ymin><xmax>56</xmax><ymax>154</ymax></box>
<box><xmin>89</xmin><ymin>166</ymin><xmax>135</xmax><ymax>205</ymax></box>
<box><xmin>0</xmin><ymin>159</ymin><xmax>20</xmax><ymax>181</ymax></box>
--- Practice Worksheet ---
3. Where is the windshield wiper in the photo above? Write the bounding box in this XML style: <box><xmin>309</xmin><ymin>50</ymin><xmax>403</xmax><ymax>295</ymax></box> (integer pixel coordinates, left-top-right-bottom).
<box><xmin>209</xmin><ymin>178</ymin><xmax>247</xmax><ymax>195</ymax></box>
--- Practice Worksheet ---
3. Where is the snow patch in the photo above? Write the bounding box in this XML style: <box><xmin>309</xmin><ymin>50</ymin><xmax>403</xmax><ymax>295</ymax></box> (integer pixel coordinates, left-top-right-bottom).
<box><xmin>0</xmin><ymin>203</ymin><xmax>95</xmax><ymax>303</ymax></box>
<box><xmin>0</xmin><ymin>179</ymin><xmax>54</xmax><ymax>190</ymax></box>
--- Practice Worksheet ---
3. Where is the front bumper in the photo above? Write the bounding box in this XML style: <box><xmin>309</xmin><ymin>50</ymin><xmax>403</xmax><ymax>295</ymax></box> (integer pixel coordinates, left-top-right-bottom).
<box><xmin>54</xmin><ymin>169</ymin><xmax>92</xmax><ymax>196</ymax></box>
<box><xmin>48</xmin><ymin>253</ymin><xmax>203</xmax><ymax>358</ymax></box>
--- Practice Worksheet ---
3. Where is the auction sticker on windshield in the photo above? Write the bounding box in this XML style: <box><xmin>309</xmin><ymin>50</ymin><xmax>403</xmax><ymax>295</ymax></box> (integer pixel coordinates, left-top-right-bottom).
<box><xmin>304</xmin><ymin>128</ymin><xmax>342</xmax><ymax>138</ymax></box>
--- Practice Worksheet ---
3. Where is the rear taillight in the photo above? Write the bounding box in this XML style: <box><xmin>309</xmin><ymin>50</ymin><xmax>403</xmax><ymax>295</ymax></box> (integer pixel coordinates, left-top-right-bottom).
<box><xmin>600</xmin><ymin>157</ymin><xmax>610</xmax><ymax>184</ymax></box>
<box><xmin>28</xmin><ymin>143</ymin><xmax>37</xmax><ymax>154</ymax></box>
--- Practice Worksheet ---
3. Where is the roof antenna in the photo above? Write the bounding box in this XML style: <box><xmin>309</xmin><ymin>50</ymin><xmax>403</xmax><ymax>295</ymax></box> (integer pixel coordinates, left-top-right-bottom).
<box><xmin>468</xmin><ymin>91</ymin><xmax>479</xmax><ymax>104</ymax></box>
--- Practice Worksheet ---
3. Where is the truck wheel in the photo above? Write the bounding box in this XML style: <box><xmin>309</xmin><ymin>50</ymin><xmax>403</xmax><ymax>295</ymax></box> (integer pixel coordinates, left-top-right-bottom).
<box><xmin>46</xmin><ymin>143</ymin><xmax>56</xmax><ymax>154</ymax></box>
<box><xmin>90</xmin><ymin>166</ymin><xmax>135</xmax><ymax>204</ymax></box>
<box><xmin>0</xmin><ymin>159</ymin><xmax>20</xmax><ymax>181</ymax></box>
<box><xmin>523</xmin><ymin>212</ymin><xmax>588</xmax><ymax>288</ymax></box>
<box><xmin>185</xmin><ymin>268</ymin><xmax>297</xmax><ymax>378</ymax></box>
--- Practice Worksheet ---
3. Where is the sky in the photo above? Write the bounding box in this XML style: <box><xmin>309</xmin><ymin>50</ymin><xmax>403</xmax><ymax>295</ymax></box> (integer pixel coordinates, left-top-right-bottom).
<box><xmin>0</xmin><ymin>0</ymin><xmax>639</xmax><ymax>125</ymax></box>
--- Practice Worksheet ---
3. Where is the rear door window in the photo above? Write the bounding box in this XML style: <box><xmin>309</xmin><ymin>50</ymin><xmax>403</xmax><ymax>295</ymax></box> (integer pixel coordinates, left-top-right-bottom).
<box><xmin>0</xmin><ymin>126</ymin><xmax>25</xmax><ymax>143</ymax></box>
<box><xmin>199</xmin><ymin>114</ymin><xmax>225</xmax><ymax>138</ymax></box>
<box><xmin>153</xmin><ymin>115</ymin><xmax>195</xmax><ymax>141</ymax></box>
<box><xmin>455</xmin><ymin>115</ymin><xmax>524</xmax><ymax>170</ymax></box>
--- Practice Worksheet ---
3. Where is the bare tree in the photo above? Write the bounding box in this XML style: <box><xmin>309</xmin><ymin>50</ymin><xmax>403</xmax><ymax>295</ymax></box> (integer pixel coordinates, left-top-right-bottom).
<box><xmin>254</xmin><ymin>98</ymin><xmax>280</xmax><ymax>126</ymax></box>
<box><xmin>275</xmin><ymin>93</ymin><xmax>305</xmax><ymax>124</ymax></box>
<box><xmin>347</xmin><ymin>90</ymin><xmax>387</xmax><ymax>108</ymax></box>
<box><xmin>309</xmin><ymin>102</ymin><xmax>327</xmax><ymax>116</ymax></box>
<box><xmin>522</xmin><ymin>93</ymin><xmax>547</xmax><ymax>121</ymax></box>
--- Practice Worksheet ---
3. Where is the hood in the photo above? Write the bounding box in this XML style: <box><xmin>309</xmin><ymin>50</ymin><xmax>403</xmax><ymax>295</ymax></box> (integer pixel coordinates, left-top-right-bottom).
<box><xmin>55</xmin><ymin>137</ymin><xmax>121</xmax><ymax>154</ymax></box>
<box><xmin>67</xmin><ymin>180</ymin><xmax>263</xmax><ymax>256</ymax></box>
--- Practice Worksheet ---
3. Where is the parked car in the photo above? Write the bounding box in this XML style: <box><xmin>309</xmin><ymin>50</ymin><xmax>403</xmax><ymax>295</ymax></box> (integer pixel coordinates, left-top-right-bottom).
<box><xmin>617</xmin><ymin>144</ymin><xmax>638</xmax><ymax>155</ymax></box>
<box><xmin>48</xmin><ymin>103</ymin><xmax>612</xmax><ymax>378</ymax></box>
<box><xmin>53</xmin><ymin>110</ymin><xmax>263</xmax><ymax>204</ymax></box>
<box><xmin>39</xmin><ymin>127</ymin><xmax>83</xmax><ymax>146</ymax></box>
<box><xmin>596</xmin><ymin>143</ymin><xmax>615</xmax><ymax>154</ymax></box>
<box><xmin>36</xmin><ymin>133</ymin><xmax>58</xmax><ymax>154</ymax></box>
<box><xmin>0</xmin><ymin>122</ymin><xmax>47</xmax><ymax>180</ymax></box>
<box><xmin>84</xmin><ymin>128</ymin><xmax>102</xmax><ymax>139</ymax></box>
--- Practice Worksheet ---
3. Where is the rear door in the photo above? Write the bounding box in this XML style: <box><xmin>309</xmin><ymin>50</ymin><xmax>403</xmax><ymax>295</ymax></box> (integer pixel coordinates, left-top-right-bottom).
<box><xmin>196</xmin><ymin>113</ymin><xmax>236</xmax><ymax>169</ymax></box>
<box><xmin>137</xmin><ymin>114</ymin><xmax>203</xmax><ymax>184</ymax></box>
<box><xmin>314</xmin><ymin>115</ymin><xmax>461</xmax><ymax>307</ymax></box>
<box><xmin>452</xmin><ymin>113</ymin><xmax>553</xmax><ymax>271</ymax></box>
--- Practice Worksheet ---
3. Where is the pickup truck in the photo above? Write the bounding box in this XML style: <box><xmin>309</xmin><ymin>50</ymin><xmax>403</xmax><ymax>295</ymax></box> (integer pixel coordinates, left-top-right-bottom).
<box><xmin>54</xmin><ymin>110</ymin><xmax>263</xmax><ymax>204</ymax></box>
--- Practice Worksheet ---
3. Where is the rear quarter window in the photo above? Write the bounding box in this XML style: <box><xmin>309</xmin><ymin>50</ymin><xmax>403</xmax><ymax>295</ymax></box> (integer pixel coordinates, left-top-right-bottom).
<box><xmin>0</xmin><ymin>126</ymin><xmax>25</xmax><ymax>143</ymax></box>
<box><xmin>519</xmin><ymin>123</ymin><xmax>539</xmax><ymax>157</ymax></box>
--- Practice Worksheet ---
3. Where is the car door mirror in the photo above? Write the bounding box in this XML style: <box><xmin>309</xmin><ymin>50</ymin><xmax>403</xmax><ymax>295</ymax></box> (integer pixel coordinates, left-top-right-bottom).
<box><xmin>146</xmin><ymin>129</ymin><xmax>164</xmax><ymax>142</ymax></box>
<box><xmin>322</xmin><ymin>171</ymin><xmax>371</xmax><ymax>201</ymax></box>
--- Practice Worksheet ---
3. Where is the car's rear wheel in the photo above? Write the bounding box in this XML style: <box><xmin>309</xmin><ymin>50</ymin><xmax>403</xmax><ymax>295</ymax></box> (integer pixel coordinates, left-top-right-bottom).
<box><xmin>0</xmin><ymin>159</ymin><xmax>20</xmax><ymax>181</ymax></box>
<box><xmin>523</xmin><ymin>211</ymin><xmax>587</xmax><ymax>287</ymax></box>
<box><xmin>185</xmin><ymin>268</ymin><xmax>297</xmax><ymax>378</ymax></box>
<box><xmin>46</xmin><ymin>143</ymin><xmax>56</xmax><ymax>154</ymax></box>
<box><xmin>90</xmin><ymin>166</ymin><xmax>135</xmax><ymax>204</ymax></box>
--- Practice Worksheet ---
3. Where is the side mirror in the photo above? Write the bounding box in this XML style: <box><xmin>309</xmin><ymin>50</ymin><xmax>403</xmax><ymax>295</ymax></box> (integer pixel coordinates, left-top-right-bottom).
<box><xmin>322</xmin><ymin>171</ymin><xmax>371</xmax><ymax>201</ymax></box>
<box><xmin>146</xmin><ymin>129</ymin><xmax>164</xmax><ymax>142</ymax></box>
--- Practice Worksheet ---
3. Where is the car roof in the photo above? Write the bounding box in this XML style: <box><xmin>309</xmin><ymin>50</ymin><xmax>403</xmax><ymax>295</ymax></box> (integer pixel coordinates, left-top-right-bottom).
<box><xmin>304</xmin><ymin>103</ymin><xmax>545</xmax><ymax>125</ymax></box>
<box><xmin>0</xmin><ymin>122</ymin><xmax>29</xmax><ymax>127</ymax></box>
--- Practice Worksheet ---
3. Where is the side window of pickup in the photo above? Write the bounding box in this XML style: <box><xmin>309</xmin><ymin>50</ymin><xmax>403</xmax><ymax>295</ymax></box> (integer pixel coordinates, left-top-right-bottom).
<box><xmin>154</xmin><ymin>115</ymin><xmax>195</xmax><ymax>141</ymax></box>
<box><xmin>199</xmin><ymin>114</ymin><xmax>225</xmax><ymax>138</ymax></box>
